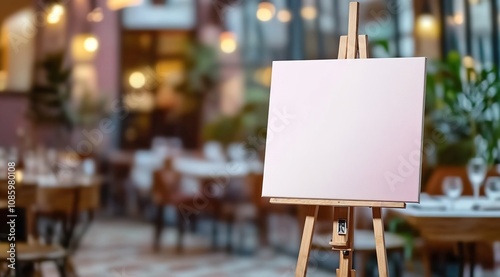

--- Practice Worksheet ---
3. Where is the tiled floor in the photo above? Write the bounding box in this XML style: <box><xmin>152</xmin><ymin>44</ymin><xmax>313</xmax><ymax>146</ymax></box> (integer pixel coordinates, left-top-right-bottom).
<box><xmin>42</xmin><ymin>219</ymin><xmax>334</xmax><ymax>277</ymax></box>
<box><xmin>40</xmin><ymin>219</ymin><xmax>500</xmax><ymax>277</ymax></box>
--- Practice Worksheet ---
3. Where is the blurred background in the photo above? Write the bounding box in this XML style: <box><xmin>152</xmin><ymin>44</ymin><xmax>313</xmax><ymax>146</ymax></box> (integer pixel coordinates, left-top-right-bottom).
<box><xmin>0</xmin><ymin>0</ymin><xmax>499</xmax><ymax>276</ymax></box>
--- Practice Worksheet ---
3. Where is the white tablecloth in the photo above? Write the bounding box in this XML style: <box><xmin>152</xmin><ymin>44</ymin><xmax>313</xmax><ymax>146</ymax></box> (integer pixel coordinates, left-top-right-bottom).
<box><xmin>400</xmin><ymin>194</ymin><xmax>500</xmax><ymax>218</ymax></box>
<box><xmin>173</xmin><ymin>156</ymin><xmax>263</xmax><ymax>178</ymax></box>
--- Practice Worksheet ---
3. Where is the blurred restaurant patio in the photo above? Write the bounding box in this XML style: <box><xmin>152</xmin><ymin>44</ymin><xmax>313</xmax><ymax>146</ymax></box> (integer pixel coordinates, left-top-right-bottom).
<box><xmin>0</xmin><ymin>0</ymin><xmax>500</xmax><ymax>276</ymax></box>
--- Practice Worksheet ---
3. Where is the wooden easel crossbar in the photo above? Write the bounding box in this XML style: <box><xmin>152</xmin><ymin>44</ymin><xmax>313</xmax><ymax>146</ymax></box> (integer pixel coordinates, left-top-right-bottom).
<box><xmin>269</xmin><ymin>3</ymin><xmax>406</xmax><ymax>277</ymax></box>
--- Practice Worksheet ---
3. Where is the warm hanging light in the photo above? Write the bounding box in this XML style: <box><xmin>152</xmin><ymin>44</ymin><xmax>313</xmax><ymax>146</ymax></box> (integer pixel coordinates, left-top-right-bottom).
<box><xmin>277</xmin><ymin>9</ymin><xmax>292</xmax><ymax>23</ymax></box>
<box><xmin>46</xmin><ymin>3</ymin><xmax>65</xmax><ymax>24</ymax></box>
<box><xmin>301</xmin><ymin>6</ymin><xmax>317</xmax><ymax>20</ymax></box>
<box><xmin>129</xmin><ymin>71</ymin><xmax>146</xmax><ymax>89</ymax></box>
<box><xmin>256</xmin><ymin>1</ymin><xmax>275</xmax><ymax>22</ymax></box>
<box><xmin>453</xmin><ymin>13</ymin><xmax>464</xmax><ymax>25</ymax></box>
<box><xmin>416</xmin><ymin>0</ymin><xmax>439</xmax><ymax>38</ymax></box>
<box><xmin>107</xmin><ymin>0</ymin><xmax>143</xmax><ymax>10</ymax></box>
<box><xmin>87</xmin><ymin>7</ymin><xmax>104</xmax><ymax>22</ymax></box>
<box><xmin>84</xmin><ymin>36</ymin><xmax>99</xmax><ymax>52</ymax></box>
<box><xmin>416</xmin><ymin>15</ymin><xmax>439</xmax><ymax>38</ymax></box>
<box><xmin>47</xmin><ymin>13</ymin><xmax>59</xmax><ymax>24</ymax></box>
<box><xmin>72</xmin><ymin>34</ymin><xmax>99</xmax><ymax>61</ymax></box>
<box><xmin>51</xmin><ymin>4</ymin><xmax>64</xmax><ymax>16</ymax></box>
<box><xmin>220</xmin><ymin>32</ymin><xmax>237</xmax><ymax>54</ymax></box>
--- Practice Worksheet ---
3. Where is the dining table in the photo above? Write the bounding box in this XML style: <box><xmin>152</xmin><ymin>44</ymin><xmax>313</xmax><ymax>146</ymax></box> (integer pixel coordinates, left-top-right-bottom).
<box><xmin>0</xmin><ymin>174</ymin><xmax>101</xmax><ymax>276</ymax></box>
<box><xmin>0</xmin><ymin>175</ymin><xmax>102</xmax><ymax>247</ymax></box>
<box><xmin>390</xmin><ymin>194</ymin><xmax>500</xmax><ymax>277</ymax></box>
<box><xmin>170</xmin><ymin>153</ymin><xmax>264</xmax><ymax>251</ymax></box>
<box><xmin>171</xmin><ymin>152</ymin><xmax>264</xmax><ymax>197</ymax></box>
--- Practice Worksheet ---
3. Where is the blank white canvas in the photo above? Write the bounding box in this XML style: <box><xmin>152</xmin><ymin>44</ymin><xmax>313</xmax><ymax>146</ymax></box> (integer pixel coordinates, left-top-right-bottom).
<box><xmin>262</xmin><ymin>58</ymin><xmax>426</xmax><ymax>203</ymax></box>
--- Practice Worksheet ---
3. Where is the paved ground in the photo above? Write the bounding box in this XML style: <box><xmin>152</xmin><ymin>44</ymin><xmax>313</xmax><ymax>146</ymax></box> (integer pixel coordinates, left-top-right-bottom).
<box><xmin>41</xmin><ymin>220</ymin><xmax>332</xmax><ymax>277</ymax></box>
<box><xmin>41</xmin><ymin>219</ymin><xmax>500</xmax><ymax>277</ymax></box>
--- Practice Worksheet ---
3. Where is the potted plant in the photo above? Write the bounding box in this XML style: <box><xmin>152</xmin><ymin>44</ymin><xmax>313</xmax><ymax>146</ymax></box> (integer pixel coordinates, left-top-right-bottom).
<box><xmin>389</xmin><ymin>52</ymin><xmax>500</xmax><ymax>265</ymax></box>
<box><xmin>202</xmin><ymin>85</ymin><xmax>269</xmax><ymax>149</ymax></box>
<box><xmin>425</xmin><ymin>51</ymin><xmax>500</xmax><ymax>165</ymax></box>
<box><xmin>28</xmin><ymin>51</ymin><xmax>72</xmax><ymax>147</ymax></box>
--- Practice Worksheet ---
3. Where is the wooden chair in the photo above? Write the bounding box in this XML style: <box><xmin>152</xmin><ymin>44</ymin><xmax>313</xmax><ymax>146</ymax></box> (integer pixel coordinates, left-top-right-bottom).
<box><xmin>151</xmin><ymin>160</ymin><xmax>218</xmax><ymax>252</ymax></box>
<box><xmin>108</xmin><ymin>151</ymin><xmax>133</xmax><ymax>215</ymax></box>
<box><xmin>71</xmin><ymin>182</ymin><xmax>101</xmax><ymax>251</ymax></box>
<box><xmin>35</xmin><ymin>182</ymin><xmax>100</xmax><ymax>252</ymax></box>
<box><xmin>36</xmin><ymin>186</ymin><xmax>79</xmax><ymax>246</ymax></box>
<box><xmin>206</xmin><ymin>174</ymin><xmax>260</xmax><ymax>253</ymax></box>
<box><xmin>0</xmin><ymin>183</ymin><xmax>69</xmax><ymax>277</ymax></box>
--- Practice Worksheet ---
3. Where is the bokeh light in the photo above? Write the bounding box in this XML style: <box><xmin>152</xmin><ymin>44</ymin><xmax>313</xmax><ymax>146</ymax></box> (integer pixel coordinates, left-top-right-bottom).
<box><xmin>301</xmin><ymin>6</ymin><xmax>317</xmax><ymax>20</ymax></box>
<box><xmin>220</xmin><ymin>32</ymin><xmax>237</xmax><ymax>54</ymax></box>
<box><xmin>84</xmin><ymin>36</ymin><xmax>99</xmax><ymax>52</ymax></box>
<box><xmin>256</xmin><ymin>2</ymin><xmax>275</xmax><ymax>22</ymax></box>
<box><xmin>129</xmin><ymin>71</ymin><xmax>147</xmax><ymax>89</ymax></box>
<box><xmin>277</xmin><ymin>9</ymin><xmax>292</xmax><ymax>23</ymax></box>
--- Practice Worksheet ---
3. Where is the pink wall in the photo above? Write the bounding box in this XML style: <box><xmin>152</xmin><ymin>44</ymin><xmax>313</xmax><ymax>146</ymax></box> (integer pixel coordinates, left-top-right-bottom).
<box><xmin>0</xmin><ymin>0</ymin><xmax>120</xmax><ymax>150</ymax></box>
<box><xmin>0</xmin><ymin>96</ymin><xmax>28</xmax><ymax>147</ymax></box>
<box><xmin>94</xmin><ymin>0</ymin><xmax>120</xmax><ymax>100</ymax></box>
<box><xmin>69</xmin><ymin>0</ymin><xmax>120</xmax><ymax>152</ymax></box>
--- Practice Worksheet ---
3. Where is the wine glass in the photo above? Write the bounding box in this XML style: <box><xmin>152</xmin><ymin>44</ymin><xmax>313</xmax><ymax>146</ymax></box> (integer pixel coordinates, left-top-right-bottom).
<box><xmin>467</xmin><ymin>157</ymin><xmax>487</xmax><ymax>201</ymax></box>
<box><xmin>442</xmin><ymin>176</ymin><xmax>463</xmax><ymax>209</ymax></box>
<box><xmin>151</xmin><ymin>137</ymin><xmax>169</xmax><ymax>159</ymax></box>
<box><xmin>167</xmin><ymin>137</ymin><xmax>183</xmax><ymax>157</ymax></box>
<box><xmin>227</xmin><ymin>143</ymin><xmax>246</xmax><ymax>161</ymax></box>
<box><xmin>23</xmin><ymin>150</ymin><xmax>37</xmax><ymax>183</ymax></box>
<box><xmin>203</xmin><ymin>141</ymin><xmax>225</xmax><ymax>162</ymax></box>
<box><xmin>484</xmin><ymin>177</ymin><xmax>500</xmax><ymax>201</ymax></box>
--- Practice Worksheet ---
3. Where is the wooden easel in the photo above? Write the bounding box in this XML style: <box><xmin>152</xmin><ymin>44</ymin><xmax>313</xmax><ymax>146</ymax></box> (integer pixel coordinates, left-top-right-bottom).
<box><xmin>270</xmin><ymin>2</ymin><xmax>406</xmax><ymax>277</ymax></box>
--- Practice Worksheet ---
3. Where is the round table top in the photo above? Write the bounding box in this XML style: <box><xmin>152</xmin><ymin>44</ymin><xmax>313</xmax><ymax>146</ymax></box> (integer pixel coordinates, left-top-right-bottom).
<box><xmin>0</xmin><ymin>175</ymin><xmax>102</xmax><ymax>187</ymax></box>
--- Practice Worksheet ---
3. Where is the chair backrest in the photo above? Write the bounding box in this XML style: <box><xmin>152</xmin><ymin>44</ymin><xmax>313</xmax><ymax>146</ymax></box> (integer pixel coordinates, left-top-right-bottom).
<box><xmin>152</xmin><ymin>164</ymin><xmax>181</xmax><ymax>204</ymax></box>
<box><xmin>0</xmin><ymin>182</ymin><xmax>37</xmax><ymax>208</ymax></box>
<box><xmin>37</xmin><ymin>182</ymin><xmax>101</xmax><ymax>214</ymax></box>
<box><xmin>109</xmin><ymin>151</ymin><xmax>133</xmax><ymax>180</ymax></box>
<box><xmin>78</xmin><ymin>183</ymin><xmax>101</xmax><ymax>211</ymax></box>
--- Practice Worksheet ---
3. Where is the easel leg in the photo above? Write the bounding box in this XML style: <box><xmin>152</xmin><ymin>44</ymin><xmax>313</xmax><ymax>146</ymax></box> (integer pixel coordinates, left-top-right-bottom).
<box><xmin>333</xmin><ymin>207</ymin><xmax>356</xmax><ymax>277</ymax></box>
<box><xmin>295</xmin><ymin>206</ymin><xmax>319</xmax><ymax>277</ymax></box>
<box><xmin>372</xmin><ymin>207</ymin><xmax>389</xmax><ymax>277</ymax></box>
